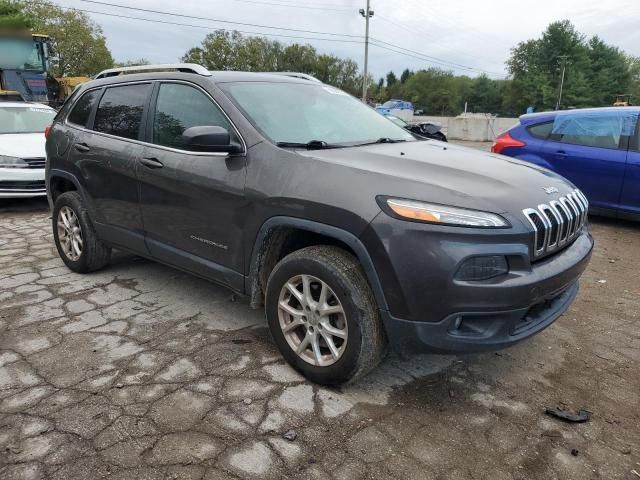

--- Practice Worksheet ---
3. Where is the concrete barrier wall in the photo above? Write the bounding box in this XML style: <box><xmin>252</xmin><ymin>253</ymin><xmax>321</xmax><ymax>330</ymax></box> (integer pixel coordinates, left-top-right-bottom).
<box><xmin>413</xmin><ymin>115</ymin><xmax>518</xmax><ymax>141</ymax></box>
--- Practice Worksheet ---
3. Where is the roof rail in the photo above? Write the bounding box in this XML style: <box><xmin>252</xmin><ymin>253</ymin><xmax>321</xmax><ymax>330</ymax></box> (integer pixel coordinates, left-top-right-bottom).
<box><xmin>266</xmin><ymin>72</ymin><xmax>322</xmax><ymax>83</ymax></box>
<box><xmin>95</xmin><ymin>63</ymin><xmax>211</xmax><ymax>80</ymax></box>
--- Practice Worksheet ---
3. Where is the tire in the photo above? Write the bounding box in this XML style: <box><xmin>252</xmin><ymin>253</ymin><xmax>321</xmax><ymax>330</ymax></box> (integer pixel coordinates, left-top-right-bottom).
<box><xmin>265</xmin><ymin>245</ymin><xmax>386</xmax><ymax>385</ymax></box>
<box><xmin>52</xmin><ymin>191</ymin><xmax>111</xmax><ymax>273</ymax></box>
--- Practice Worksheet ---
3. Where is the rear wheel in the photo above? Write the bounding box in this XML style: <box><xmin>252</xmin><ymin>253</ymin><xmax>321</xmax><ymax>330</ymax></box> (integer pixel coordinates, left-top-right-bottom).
<box><xmin>52</xmin><ymin>191</ymin><xmax>111</xmax><ymax>273</ymax></box>
<box><xmin>265</xmin><ymin>246</ymin><xmax>386</xmax><ymax>385</ymax></box>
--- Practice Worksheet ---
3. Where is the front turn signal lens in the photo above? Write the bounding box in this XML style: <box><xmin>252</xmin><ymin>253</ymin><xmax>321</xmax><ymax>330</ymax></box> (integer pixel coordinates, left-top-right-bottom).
<box><xmin>383</xmin><ymin>198</ymin><xmax>509</xmax><ymax>228</ymax></box>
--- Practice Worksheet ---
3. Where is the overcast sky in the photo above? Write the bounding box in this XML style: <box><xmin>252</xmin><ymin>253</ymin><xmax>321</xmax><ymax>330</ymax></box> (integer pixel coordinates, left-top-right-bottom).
<box><xmin>63</xmin><ymin>0</ymin><xmax>640</xmax><ymax>79</ymax></box>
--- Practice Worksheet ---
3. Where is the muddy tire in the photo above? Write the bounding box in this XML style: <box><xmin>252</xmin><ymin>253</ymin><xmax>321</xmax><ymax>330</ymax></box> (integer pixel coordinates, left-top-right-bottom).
<box><xmin>52</xmin><ymin>191</ymin><xmax>111</xmax><ymax>273</ymax></box>
<box><xmin>265</xmin><ymin>245</ymin><xmax>386</xmax><ymax>385</ymax></box>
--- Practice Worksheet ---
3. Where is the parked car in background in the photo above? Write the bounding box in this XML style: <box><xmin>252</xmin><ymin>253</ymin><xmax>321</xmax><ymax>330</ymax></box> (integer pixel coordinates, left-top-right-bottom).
<box><xmin>46</xmin><ymin>64</ymin><xmax>593</xmax><ymax>385</ymax></box>
<box><xmin>375</xmin><ymin>99</ymin><xmax>414</xmax><ymax>121</ymax></box>
<box><xmin>0</xmin><ymin>102</ymin><xmax>55</xmax><ymax>198</ymax></box>
<box><xmin>493</xmin><ymin>107</ymin><xmax>640</xmax><ymax>220</ymax></box>
<box><xmin>383</xmin><ymin>113</ymin><xmax>447</xmax><ymax>142</ymax></box>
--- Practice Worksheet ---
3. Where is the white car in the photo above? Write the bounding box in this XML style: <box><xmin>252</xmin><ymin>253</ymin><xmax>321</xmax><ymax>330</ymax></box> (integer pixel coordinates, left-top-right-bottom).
<box><xmin>0</xmin><ymin>102</ymin><xmax>56</xmax><ymax>198</ymax></box>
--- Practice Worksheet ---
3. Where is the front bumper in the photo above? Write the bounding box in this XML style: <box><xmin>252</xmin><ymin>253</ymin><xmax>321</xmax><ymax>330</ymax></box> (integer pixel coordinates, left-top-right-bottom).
<box><xmin>362</xmin><ymin>214</ymin><xmax>593</xmax><ymax>354</ymax></box>
<box><xmin>0</xmin><ymin>167</ymin><xmax>46</xmax><ymax>198</ymax></box>
<box><xmin>382</xmin><ymin>280</ymin><xmax>579</xmax><ymax>354</ymax></box>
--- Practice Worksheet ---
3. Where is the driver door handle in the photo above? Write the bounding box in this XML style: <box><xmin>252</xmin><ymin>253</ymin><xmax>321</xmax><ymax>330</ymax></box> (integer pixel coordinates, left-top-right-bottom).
<box><xmin>74</xmin><ymin>142</ymin><xmax>90</xmax><ymax>152</ymax></box>
<box><xmin>139</xmin><ymin>157</ymin><xmax>164</xmax><ymax>169</ymax></box>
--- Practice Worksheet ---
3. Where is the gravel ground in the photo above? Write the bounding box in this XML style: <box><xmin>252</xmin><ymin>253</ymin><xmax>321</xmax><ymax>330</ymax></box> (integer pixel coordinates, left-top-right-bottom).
<box><xmin>0</xmin><ymin>178</ymin><xmax>638</xmax><ymax>479</ymax></box>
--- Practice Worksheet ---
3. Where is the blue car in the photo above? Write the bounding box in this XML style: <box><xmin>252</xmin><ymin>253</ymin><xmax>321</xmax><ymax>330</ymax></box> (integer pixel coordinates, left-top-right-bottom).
<box><xmin>493</xmin><ymin>107</ymin><xmax>640</xmax><ymax>220</ymax></box>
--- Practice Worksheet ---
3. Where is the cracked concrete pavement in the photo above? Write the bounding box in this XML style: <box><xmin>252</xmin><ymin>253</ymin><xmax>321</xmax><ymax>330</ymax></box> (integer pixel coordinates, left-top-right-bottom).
<box><xmin>0</xmin><ymin>198</ymin><xmax>638</xmax><ymax>480</ymax></box>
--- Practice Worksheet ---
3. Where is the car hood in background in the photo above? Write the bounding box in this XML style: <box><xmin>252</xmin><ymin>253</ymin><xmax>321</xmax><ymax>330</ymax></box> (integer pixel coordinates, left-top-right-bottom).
<box><xmin>0</xmin><ymin>133</ymin><xmax>47</xmax><ymax>158</ymax></box>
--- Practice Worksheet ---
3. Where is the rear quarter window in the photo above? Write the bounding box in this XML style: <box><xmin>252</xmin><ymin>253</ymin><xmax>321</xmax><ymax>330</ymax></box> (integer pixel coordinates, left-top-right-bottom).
<box><xmin>526</xmin><ymin>121</ymin><xmax>553</xmax><ymax>139</ymax></box>
<box><xmin>67</xmin><ymin>89</ymin><xmax>101</xmax><ymax>127</ymax></box>
<box><xmin>93</xmin><ymin>83</ymin><xmax>151</xmax><ymax>140</ymax></box>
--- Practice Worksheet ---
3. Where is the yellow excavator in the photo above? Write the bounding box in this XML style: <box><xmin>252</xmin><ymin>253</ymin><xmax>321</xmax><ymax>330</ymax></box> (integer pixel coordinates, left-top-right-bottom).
<box><xmin>613</xmin><ymin>94</ymin><xmax>633</xmax><ymax>107</ymax></box>
<box><xmin>0</xmin><ymin>32</ymin><xmax>89</xmax><ymax>106</ymax></box>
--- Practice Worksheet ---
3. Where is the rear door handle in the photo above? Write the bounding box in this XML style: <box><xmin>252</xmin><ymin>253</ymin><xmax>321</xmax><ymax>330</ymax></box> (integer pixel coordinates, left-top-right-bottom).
<box><xmin>555</xmin><ymin>150</ymin><xmax>568</xmax><ymax>157</ymax></box>
<box><xmin>74</xmin><ymin>142</ymin><xmax>90</xmax><ymax>152</ymax></box>
<box><xmin>139</xmin><ymin>157</ymin><xmax>164</xmax><ymax>169</ymax></box>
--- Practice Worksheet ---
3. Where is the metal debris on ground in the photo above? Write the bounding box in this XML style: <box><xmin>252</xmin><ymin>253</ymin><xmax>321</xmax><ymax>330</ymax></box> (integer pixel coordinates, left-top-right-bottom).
<box><xmin>545</xmin><ymin>407</ymin><xmax>591</xmax><ymax>423</ymax></box>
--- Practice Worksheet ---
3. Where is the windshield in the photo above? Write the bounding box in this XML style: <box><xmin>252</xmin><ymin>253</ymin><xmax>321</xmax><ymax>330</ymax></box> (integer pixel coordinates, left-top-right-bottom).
<box><xmin>0</xmin><ymin>106</ymin><xmax>55</xmax><ymax>134</ymax></box>
<box><xmin>381</xmin><ymin>100</ymin><xmax>399</xmax><ymax>108</ymax></box>
<box><xmin>0</xmin><ymin>38</ymin><xmax>46</xmax><ymax>71</ymax></box>
<box><xmin>223</xmin><ymin>82</ymin><xmax>414</xmax><ymax>146</ymax></box>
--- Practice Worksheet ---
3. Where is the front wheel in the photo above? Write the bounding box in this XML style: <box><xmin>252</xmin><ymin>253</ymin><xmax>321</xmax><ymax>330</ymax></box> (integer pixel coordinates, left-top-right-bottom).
<box><xmin>265</xmin><ymin>246</ymin><xmax>386</xmax><ymax>385</ymax></box>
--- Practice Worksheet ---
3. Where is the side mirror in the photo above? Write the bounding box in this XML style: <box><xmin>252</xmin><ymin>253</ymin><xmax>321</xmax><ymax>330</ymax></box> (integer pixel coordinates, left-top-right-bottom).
<box><xmin>182</xmin><ymin>126</ymin><xmax>242</xmax><ymax>154</ymax></box>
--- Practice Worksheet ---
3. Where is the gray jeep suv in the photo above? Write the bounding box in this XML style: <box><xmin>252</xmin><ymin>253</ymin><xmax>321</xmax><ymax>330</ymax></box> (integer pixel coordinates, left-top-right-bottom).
<box><xmin>46</xmin><ymin>64</ymin><xmax>593</xmax><ymax>385</ymax></box>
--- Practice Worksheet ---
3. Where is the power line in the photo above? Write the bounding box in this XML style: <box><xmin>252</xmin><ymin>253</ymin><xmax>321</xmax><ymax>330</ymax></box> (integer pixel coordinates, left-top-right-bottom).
<box><xmin>219</xmin><ymin>0</ymin><xmax>354</xmax><ymax>12</ymax></box>
<box><xmin>236</xmin><ymin>0</ymin><xmax>360</xmax><ymax>7</ymax></box>
<box><xmin>79</xmin><ymin>0</ymin><xmax>362</xmax><ymax>38</ymax></box>
<box><xmin>369</xmin><ymin>41</ymin><xmax>508</xmax><ymax>79</ymax></box>
<box><xmin>370</xmin><ymin>37</ymin><xmax>508</xmax><ymax>78</ymax></box>
<box><xmin>375</xmin><ymin>14</ymin><xmax>506</xmax><ymax>75</ymax></box>
<box><xmin>64</xmin><ymin>6</ymin><xmax>366</xmax><ymax>44</ymax></box>
<box><xmin>74</xmin><ymin>0</ymin><xmax>507</xmax><ymax>78</ymax></box>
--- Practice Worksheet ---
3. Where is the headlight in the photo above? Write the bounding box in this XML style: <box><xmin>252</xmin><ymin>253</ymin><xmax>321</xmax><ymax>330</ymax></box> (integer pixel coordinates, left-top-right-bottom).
<box><xmin>0</xmin><ymin>155</ymin><xmax>27</xmax><ymax>168</ymax></box>
<box><xmin>380</xmin><ymin>197</ymin><xmax>509</xmax><ymax>228</ymax></box>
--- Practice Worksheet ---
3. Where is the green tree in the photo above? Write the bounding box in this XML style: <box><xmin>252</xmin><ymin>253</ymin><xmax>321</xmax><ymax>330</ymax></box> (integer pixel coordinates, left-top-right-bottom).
<box><xmin>0</xmin><ymin>0</ymin><xmax>33</xmax><ymax>30</ymax></box>
<box><xmin>19</xmin><ymin>0</ymin><xmax>113</xmax><ymax>77</ymax></box>
<box><xmin>114</xmin><ymin>58</ymin><xmax>151</xmax><ymax>68</ymax></box>
<box><xmin>385</xmin><ymin>71</ymin><xmax>397</xmax><ymax>89</ymax></box>
<box><xmin>468</xmin><ymin>75</ymin><xmax>504</xmax><ymax>113</ymax></box>
<box><xmin>183</xmin><ymin>30</ymin><xmax>364</xmax><ymax>96</ymax></box>
<box><xmin>628</xmin><ymin>56</ymin><xmax>640</xmax><ymax>103</ymax></box>
<box><xmin>586</xmin><ymin>36</ymin><xmax>631</xmax><ymax>105</ymax></box>
<box><xmin>400</xmin><ymin>68</ymin><xmax>413</xmax><ymax>84</ymax></box>
<box><xmin>400</xmin><ymin>68</ymin><xmax>469</xmax><ymax>115</ymax></box>
<box><xmin>505</xmin><ymin>20</ymin><xmax>636</xmax><ymax>112</ymax></box>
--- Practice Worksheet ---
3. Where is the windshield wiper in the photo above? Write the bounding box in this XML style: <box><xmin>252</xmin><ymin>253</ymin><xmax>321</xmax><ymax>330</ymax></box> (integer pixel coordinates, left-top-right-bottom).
<box><xmin>355</xmin><ymin>137</ymin><xmax>408</xmax><ymax>146</ymax></box>
<box><xmin>276</xmin><ymin>140</ymin><xmax>343</xmax><ymax>150</ymax></box>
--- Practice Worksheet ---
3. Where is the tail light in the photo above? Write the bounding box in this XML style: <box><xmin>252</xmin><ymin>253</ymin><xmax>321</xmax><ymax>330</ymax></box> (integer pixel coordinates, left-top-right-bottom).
<box><xmin>491</xmin><ymin>132</ymin><xmax>525</xmax><ymax>154</ymax></box>
<box><xmin>44</xmin><ymin>125</ymin><xmax>52</xmax><ymax>138</ymax></box>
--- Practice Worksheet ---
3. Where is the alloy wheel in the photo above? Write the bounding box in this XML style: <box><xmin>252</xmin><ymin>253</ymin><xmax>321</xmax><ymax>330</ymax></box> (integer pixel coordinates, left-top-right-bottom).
<box><xmin>57</xmin><ymin>206</ymin><xmax>83</xmax><ymax>261</ymax></box>
<box><xmin>277</xmin><ymin>274</ymin><xmax>348</xmax><ymax>367</ymax></box>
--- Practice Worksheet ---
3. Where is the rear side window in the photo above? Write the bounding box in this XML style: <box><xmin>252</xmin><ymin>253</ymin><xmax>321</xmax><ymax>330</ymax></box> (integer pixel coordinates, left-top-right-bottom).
<box><xmin>93</xmin><ymin>84</ymin><xmax>151</xmax><ymax>140</ymax></box>
<box><xmin>67</xmin><ymin>90</ymin><xmax>100</xmax><ymax>127</ymax></box>
<box><xmin>550</xmin><ymin>111</ymin><xmax>637</xmax><ymax>150</ymax></box>
<box><xmin>526</xmin><ymin>121</ymin><xmax>553</xmax><ymax>139</ymax></box>
<box><xmin>152</xmin><ymin>83</ymin><xmax>234</xmax><ymax>150</ymax></box>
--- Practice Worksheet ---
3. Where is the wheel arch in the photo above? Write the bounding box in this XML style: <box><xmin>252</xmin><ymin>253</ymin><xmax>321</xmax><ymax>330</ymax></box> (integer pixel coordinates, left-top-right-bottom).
<box><xmin>47</xmin><ymin>169</ymin><xmax>88</xmax><ymax>209</ymax></box>
<box><xmin>246</xmin><ymin>217</ymin><xmax>388</xmax><ymax>313</ymax></box>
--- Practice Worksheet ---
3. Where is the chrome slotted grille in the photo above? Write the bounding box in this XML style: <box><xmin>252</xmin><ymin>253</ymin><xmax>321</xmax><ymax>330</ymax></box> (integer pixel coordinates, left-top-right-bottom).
<box><xmin>523</xmin><ymin>189</ymin><xmax>588</xmax><ymax>258</ymax></box>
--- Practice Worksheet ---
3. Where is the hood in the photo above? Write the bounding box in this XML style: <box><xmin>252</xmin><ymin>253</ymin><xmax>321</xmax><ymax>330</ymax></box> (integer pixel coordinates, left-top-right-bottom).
<box><xmin>297</xmin><ymin>140</ymin><xmax>575</xmax><ymax>215</ymax></box>
<box><xmin>0</xmin><ymin>133</ymin><xmax>47</xmax><ymax>158</ymax></box>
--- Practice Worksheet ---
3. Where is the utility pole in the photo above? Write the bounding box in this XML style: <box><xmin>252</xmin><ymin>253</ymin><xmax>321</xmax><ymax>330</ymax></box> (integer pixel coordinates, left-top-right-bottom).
<box><xmin>555</xmin><ymin>55</ymin><xmax>569</xmax><ymax>110</ymax></box>
<box><xmin>359</xmin><ymin>1</ymin><xmax>374</xmax><ymax>102</ymax></box>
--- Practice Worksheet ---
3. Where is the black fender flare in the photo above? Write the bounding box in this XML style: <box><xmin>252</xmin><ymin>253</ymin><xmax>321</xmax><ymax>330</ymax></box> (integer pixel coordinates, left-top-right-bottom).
<box><xmin>245</xmin><ymin>216</ymin><xmax>389</xmax><ymax>312</ymax></box>
<box><xmin>46</xmin><ymin>169</ymin><xmax>90</xmax><ymax>210</ymax></box>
